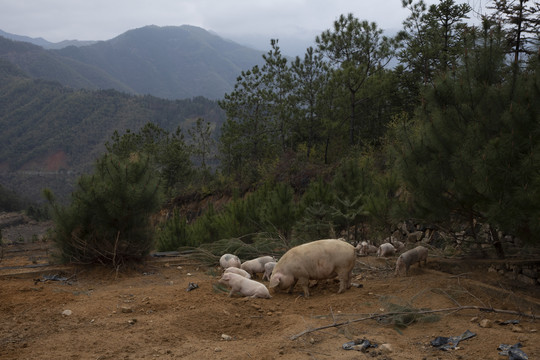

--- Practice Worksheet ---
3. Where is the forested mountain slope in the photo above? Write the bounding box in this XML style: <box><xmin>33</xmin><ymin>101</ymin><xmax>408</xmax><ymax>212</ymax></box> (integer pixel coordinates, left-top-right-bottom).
<box><xmin>0</xmin><ymin>59</ymin><xmax>225</xmax><ymax>201</ymax></box>
<box><xmin>0</xmin><ymin>25</ymin><xmax>265</xmax><ymax>99</ymax></box>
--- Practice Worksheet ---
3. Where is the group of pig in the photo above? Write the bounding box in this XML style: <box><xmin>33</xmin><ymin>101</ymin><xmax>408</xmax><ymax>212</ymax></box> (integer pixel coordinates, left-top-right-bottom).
<box><xmin>217</xmin><ymin>238</ymin><xmax>428</xmax><ymax>300</ymax></box>
<box><xmin>218</xmin><ymin>254</ymin><xmax>276</xmax><ymax>299</ymax></box>
<box><xmin>218</xmin><ymin>239</ymin><xmax>356</xmax><ymax>299</ymax></box>
<box><xmin>356</xmin><ymin>239</ymin><xmax>428</xmax><ymax>276</ymax></box>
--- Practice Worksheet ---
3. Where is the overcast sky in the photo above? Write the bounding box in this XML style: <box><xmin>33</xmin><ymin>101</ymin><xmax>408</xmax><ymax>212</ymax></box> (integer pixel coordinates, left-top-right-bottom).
<box><xmin>1</xmin><ymin>0</ymin><xmax>486</xmax><ymax>56</ymax></box>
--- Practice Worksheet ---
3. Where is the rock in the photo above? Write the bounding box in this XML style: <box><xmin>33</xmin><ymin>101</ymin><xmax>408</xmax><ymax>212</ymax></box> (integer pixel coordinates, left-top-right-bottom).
<box><xmin>221</xmin><ymin>334</ymin><xmax>232</xmax><ymax>341</ymax></box>
<box><xmin>511</xmin><ymin>325</ymin><xmax>524</xmax><ymax>333</ymax></box>
<box><xmin>479</xmin><ymin>319</ymin><xmax>492</xmax><ymax>328</ymax></box>
<box><xmin>214</xmin><ymin>347</ymin><xmax>222</xmax><ymax>352</ymax></box>
<box><xmin>407</xmin><ymin>231</ymin><xmax>423</xmax><ymax>243</ymax></box>
<box><xmin>121</xmin><ymin>306</ymin><xmax>133</xmax><ymax>313</ymax></box>
<box><xmin>517</xmin><ymin>274</ymin><xmax>537</xmax><ymax>286</ymax></box>
<box><xmin>380</xmin><ymin>343</ymin><xmax>393</xmax><ymax>353</ymax></box>
<box><xmin>521</xmin><ymin>267</ymin><xmax>537</xmax><ymax>278</ymax></box>
<box><xmin>61</xmin><ymin>309</ymin><xmax>72</xmax><ymax>316</ymax></box>
<box><xmin>470</xmin><ymin>316</ymin><xmax>479</xmax><ymax>323</ymax></box>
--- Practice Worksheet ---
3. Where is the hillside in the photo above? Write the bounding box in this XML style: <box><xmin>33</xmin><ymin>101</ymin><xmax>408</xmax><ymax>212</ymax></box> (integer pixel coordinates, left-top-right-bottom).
<box><xmin>0</xmin><ymin>25</ymin><xmax>265</xmax><ymax>99</ymax></box>
<box><xmin>0</xmin><ymin>59</ymin><xmax>225</xmax><ymax>203</ymax></box>
<box><xmin>0</xmin><ymin>29</ymin><xmax>97</xmax><ymax>49</ymax></box>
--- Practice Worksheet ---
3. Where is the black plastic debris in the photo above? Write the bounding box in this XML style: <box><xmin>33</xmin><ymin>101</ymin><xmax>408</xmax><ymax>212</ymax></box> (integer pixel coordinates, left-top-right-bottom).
<box><xmin>430</xmin><ymin>329</ymin><xmax>476</xmax><ymax>351</ymax></box>
<box><xmin>342</xmin><ymin>338</ymin><xmax>378</xmax><ymax>352</ymax></box>
<box><xmin>499</xmin><ymin>319</ymin><xmax>520</xmax><ymax>326</ymax></box>
<box><xmin>186</xmin><ymin>282</ymin><xmax>199</xmax><ymax>292</ymax></box>
<box><xmin>498</xmin><ymin>343</ymin><xmax>528</xmax><ymax>360</ymax></box>
<box><xmin>34</xmin><ymin>274</ymin><xmax>70</xmax><ymax>285</ymax></box>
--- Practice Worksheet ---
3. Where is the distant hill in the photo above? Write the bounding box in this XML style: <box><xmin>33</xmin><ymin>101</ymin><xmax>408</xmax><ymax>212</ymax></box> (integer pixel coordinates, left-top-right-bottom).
<box><xmin>0</xmin><ymin>37</ymin><xmax>135</xmax><ymax>92</ymax></box>
<box><xmin>0</xmin><ymin>59</ymin><xmax>226</xmax><ymax>202</ymax></box>
<box><xmin>0</xmin><ymin>29</ymin><xmax>97</xmax><ymax>49</ymax></box>
<box><xmin>0</xmin><ymin>25</ymin><xmax>266</xmax><ymax>99</ymax></box>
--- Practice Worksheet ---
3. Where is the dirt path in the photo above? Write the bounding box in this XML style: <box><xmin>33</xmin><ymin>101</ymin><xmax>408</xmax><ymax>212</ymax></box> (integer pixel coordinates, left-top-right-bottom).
<box><xmin>1</xmin><ymin>240</ymin><xmax>539</xmax><ymax>360</ymax></box>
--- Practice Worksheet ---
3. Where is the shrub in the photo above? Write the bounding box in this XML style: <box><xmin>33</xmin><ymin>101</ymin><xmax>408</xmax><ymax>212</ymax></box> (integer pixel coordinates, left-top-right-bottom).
<box><xmin>155</xmin><ymin>209</ymin><xmax>190</xmax><ymax>251</ymax></box>
<box><xmin>45</xmin><ymin>153</ymin><xmax>163</xmax><ymax>267</ymax></box>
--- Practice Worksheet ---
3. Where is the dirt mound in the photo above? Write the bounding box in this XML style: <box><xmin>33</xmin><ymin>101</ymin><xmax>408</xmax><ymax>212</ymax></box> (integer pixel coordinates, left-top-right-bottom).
<box><xmin>1</xmin><ymin>240</ymin><xmax>539</xmax><ymax>360</ymax></box>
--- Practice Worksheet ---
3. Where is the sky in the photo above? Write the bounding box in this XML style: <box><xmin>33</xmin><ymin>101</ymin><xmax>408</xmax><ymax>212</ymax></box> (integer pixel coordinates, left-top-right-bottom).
<box><xmin>0</xmin><ymin>0</ymin><xmax>486</xmax><ymax>56</ymax></box>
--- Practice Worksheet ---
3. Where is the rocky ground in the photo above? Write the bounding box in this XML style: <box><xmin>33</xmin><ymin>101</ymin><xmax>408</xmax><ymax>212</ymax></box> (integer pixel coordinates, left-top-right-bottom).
<box><xmin>1</xmin><ymin>216</ymin><xmax>539</xmax><ymax>360</ymax></box>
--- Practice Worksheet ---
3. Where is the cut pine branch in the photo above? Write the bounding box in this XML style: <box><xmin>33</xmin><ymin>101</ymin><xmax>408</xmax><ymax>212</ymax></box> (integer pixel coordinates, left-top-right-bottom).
<box><xmin>290</xmin><ymin>305</ymin><xmax>539</xmax><ymax>340</ymax></box>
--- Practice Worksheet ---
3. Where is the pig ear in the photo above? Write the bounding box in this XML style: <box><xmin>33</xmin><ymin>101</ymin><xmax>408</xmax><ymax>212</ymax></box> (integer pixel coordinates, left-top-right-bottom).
<box><xmin>268</xmin><ymin>274</ymin><xmax>280</xmax><ymax>288</ymax></box>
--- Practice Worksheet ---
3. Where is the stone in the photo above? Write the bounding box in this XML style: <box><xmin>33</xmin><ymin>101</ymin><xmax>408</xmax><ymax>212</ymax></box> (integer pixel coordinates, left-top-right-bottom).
<box><xmin>511</xmin><ymin>325</ymin><xmax>524</xmax><ymax>333</ymax></box>
<box><xmin>61</xmin><ymin>309</ymin><xmax>72</xmax><ymax>316</ymax></box>
<box><xmin>380</xmin><ymin>343</ymin><xmax>393</xmax><ymax>353</ymax></box>
<box><xmin>221</xmin><ymin>334</ymin><xmax>232</xmax><ymax>341</ymax></box>
<box><xmin>521</xmin><ymin>268</ymin><xmax>538</xmax><ymax>279</ymax></box>
<box><xmin>121</xmin><ymin>306</ymin><xmax>133</xmax><ymax>313</ymax></box>
<box><xmin>517</xmin><ymin>274</ymin><xmax>536</xmax><ymax>286</ymax></box>
<box><xmin>479</xmin><ymin>319</ymin><xmax>492</xmax><ymax>328</ymax></box>
<box><xmin>407</xmin><ymin>231</ymin><xmax>423</xmax><ymax>243</ymax></box>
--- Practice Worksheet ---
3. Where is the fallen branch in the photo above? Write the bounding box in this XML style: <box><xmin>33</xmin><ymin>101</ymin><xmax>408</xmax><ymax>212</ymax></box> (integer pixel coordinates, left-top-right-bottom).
<box><xmin>290</xmin><ymin>305</ymin><xmax>538</xmax><ymax>340</ymax></box>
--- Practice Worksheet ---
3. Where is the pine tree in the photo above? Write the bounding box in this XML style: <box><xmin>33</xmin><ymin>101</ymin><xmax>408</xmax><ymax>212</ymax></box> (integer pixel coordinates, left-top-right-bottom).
<box><xmin>316</xmin><ymin>14</ymin><xmax>396</xmax><ymax>146</ymax></box>
<box><xmin>46</xmin><ymin>153</ymin><xmax>163</xmax><ymax>266</ymax></box>
<box><xmin>488</xmin><ymin>0</ymin><xmax>540</xmax><ymax>65</ymax></box>
<box><xmin>394</xmin><ymin>20</ymin><xmax>540</xmax><ymax>255</ymax></box>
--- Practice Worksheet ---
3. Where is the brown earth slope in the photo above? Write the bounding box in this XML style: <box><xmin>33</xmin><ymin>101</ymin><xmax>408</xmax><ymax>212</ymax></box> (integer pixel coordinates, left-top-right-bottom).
<box><xmin>1</xmin><ymin>235</ymin><xmax>539</xmax><ymax>360</ymax></box>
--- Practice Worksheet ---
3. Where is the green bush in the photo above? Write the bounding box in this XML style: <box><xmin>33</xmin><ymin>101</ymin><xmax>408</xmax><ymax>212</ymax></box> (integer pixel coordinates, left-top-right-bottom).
<box><xmin>155</xmin><ymin>209</ymin><xmax>190</xmax><ymax>251</ymax></box>
<box><xmin>45</xmin><ymin>153</ymin><xmax>163</xmax><ymax>266</ymax></box>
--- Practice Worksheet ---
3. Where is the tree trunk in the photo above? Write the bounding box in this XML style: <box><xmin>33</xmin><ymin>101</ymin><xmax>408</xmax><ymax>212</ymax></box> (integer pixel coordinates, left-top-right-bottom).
<box><xmin>490</xmin><ymin>227</ymin><xmax>505</xmax><ymax>259</ymax></box>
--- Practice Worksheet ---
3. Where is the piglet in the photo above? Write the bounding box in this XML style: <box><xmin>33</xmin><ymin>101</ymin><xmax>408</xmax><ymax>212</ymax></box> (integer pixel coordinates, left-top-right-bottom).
<box><xmin>262</xmin><ymin>261</ymin><xmax>277</xmax><ymax>281</ymax></box>
<box><xmin>219</xmin><ymin>253</ymin><xmax>241</xmax><ymax>269</ymax></box>
<box><xmin>377</xmin><ymin>243</ymin><xmax>396</xmax><ymax>257</ymax></box>
<box><xmin>241</xmin><ymin>256</ymin><xmax>275</xmax><ymax>278</ymax></box>
<box><xmin>224</xmin><ymin>267</ymin><xmax>251</xmax><ymax>278</ymax></box>
<box><xmin>219</xmin><ymin>272</ymin><xmax>271</xmax><ymax>299</ymax></box>
<box><xmin>395</xmin><ymin>246</ymin><xmax>428</xmax><ymax>276</ymax></box>
<box><xmin>356</xmin><ymin>242</ymin><xmax>377</xmax><ymax>256</ymax></box>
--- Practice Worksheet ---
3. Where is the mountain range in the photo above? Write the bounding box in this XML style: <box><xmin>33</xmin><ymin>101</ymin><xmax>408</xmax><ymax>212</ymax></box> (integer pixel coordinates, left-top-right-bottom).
<box><xmin>0</xmin><ymin>25</ymin><xmax>262</xmax><ymax>204</ymax></box>
<box><xmin>0</xmin><ymin>25</ymin><xmax>266</xmax><ymax>100</ymax></box>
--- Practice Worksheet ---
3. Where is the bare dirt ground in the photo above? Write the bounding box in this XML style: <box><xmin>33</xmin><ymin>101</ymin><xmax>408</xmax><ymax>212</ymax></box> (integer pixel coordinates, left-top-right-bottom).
<box><xmin>1</xmin><ymin>223</ymin><xmax>540</xmax><ymax>360</ymax></box>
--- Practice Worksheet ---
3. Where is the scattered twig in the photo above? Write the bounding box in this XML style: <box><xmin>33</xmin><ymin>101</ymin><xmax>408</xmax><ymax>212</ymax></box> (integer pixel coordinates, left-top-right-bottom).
<box><xmin>450</xmin><ymin>273</ymin><xmax>471</xmax><ymax>278</ymax></box>
<box><xmin>290</xmin><ymin>305</ymin><xmax>538</xmax><ymax>340</ymax></box>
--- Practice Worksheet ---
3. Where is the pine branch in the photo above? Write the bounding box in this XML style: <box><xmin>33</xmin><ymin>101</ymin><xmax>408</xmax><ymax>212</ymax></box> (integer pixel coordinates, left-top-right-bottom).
<box><xmin>290</xmin><ymin>305</ymin><xmax>538</xmax><ymax>340</ymax></box>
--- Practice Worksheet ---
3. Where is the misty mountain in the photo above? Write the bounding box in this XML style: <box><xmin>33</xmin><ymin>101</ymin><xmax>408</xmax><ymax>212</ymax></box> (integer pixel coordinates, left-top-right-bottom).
<box><xmin>0</xmin><ymin>25</ymin><xmax>265</xmax><ymax>99</ymax></box>
<box><xmin>0</xmin><ymin>29</ymin><xmax>96</xmax><ymax>49</ymax></box>
<box><xmin>0</xmin><ymin>58</ymin><xmax>225</xmax><ymax>202</ymax></box>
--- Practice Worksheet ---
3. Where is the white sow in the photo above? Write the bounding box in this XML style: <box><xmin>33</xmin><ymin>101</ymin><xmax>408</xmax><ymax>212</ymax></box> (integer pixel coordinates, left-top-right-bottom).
<box><xmin>268</xmin><ymin>239</ymin><xmax>356</xmax><ymax>298</ymax></box>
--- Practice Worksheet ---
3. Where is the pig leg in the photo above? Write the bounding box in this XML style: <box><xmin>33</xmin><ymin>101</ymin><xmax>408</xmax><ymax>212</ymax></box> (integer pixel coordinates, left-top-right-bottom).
<box><xmin>297</xmin><ymin>278</ymin><xmax>310</xmax><ymax>298</ymax></box>
<box><xmin>287</xmin><ymin>279</ymin><xmax>298</xmax><ymax>294</ymax></box>
<box><xmin>336</xmin><ymin>270</ymin><xmax>352</xmax><ymax>293</ymax></box>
